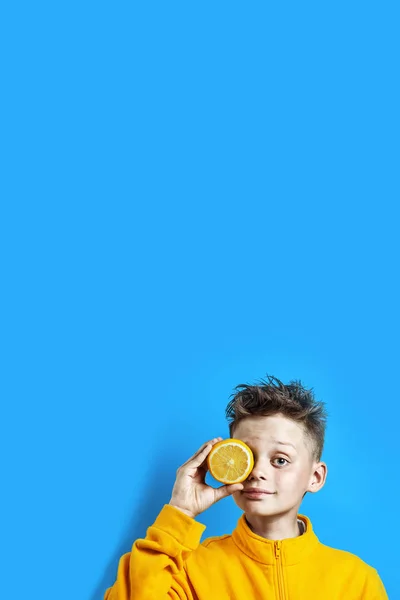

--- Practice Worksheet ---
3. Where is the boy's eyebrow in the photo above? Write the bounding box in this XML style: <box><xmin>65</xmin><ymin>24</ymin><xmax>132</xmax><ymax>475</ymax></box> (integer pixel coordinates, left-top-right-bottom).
<box><xmin>273</xmin><ymin>440</ymin><xmax>297</xmax><ymax>450</ymax></box>
<box><xmin>241</xmin><ymin>439</ymin><xmax>297</xmax><ymax>450</ymax></box>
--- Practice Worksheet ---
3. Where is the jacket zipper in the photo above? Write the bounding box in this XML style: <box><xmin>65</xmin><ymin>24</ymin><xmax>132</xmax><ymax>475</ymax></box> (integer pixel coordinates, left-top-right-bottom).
<box><xmin>274</xmin><ymin>541</ymin><xmax>286</xmax><ymax>600</ymax></box>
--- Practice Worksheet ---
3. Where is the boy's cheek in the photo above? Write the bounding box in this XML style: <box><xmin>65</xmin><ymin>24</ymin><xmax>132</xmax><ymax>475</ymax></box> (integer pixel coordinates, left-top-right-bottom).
<box><xmin>232</xmin><ymin>491</ymin><xmax>245</xmax><ymax>509</ymax></box>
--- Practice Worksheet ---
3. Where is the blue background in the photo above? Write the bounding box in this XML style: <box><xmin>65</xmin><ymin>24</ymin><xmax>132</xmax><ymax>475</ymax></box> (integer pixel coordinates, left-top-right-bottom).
<box><xmin>1</xmin><ymin>2</ymin><xmax>398</xmax><ymax>599</ymax></box>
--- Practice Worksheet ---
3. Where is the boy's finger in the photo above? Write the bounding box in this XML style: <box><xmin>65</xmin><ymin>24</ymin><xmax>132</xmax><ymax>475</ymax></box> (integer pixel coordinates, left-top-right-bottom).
<box><xmin>181</xmin><ymin>438</ymin><xmax>221</xmax><ymax>467</ymax></box>
<box><xmin>189</xmin><ymin>443</ymin><xmax>212</xmax><ymax>468</ymax></box>
<box><xmin>187</xmin><ymin>437</ymin><xmax>224</xmax><ymax>468</ymax></box>
<box><xmin>214</xmin><ymin>483</ymin><xmax>244</xmax><ymax>503</ymax></box>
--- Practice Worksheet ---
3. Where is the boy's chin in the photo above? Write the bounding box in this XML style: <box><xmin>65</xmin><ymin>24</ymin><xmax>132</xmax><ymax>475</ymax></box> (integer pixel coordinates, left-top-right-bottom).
<box><xmin>233</xmin><ymin>496</ymin><xmax>279</xmax><ymax>514</ymax></box>
<box><xmin>241</xmin><ymin>499</ymin><xmax>303</xmax><ymax>519</ymax></box>
<box><xmin>243</xmin><ymin>503</ymin><xmax>280</xmax><ymax>516</ymax></box>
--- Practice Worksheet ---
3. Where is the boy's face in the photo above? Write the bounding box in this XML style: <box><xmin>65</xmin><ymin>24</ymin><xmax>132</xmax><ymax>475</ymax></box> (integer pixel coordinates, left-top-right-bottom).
<box><xmin>232</xmin><ymin>413</ymin><xmax>327</xmax><ymax>517</ymax></box>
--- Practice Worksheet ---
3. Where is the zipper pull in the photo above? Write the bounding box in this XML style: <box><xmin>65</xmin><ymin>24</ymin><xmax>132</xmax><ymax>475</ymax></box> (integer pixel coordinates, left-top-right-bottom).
<box><xmin>275</xmin><ymin>541</ymin><xmax>281</xmax><ymax>560</ymax></box>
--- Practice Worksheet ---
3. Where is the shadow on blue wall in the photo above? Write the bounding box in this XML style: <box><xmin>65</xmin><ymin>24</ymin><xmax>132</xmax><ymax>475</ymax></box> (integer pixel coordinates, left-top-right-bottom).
<box><xmin>91</xmin><ymin>444</ymin><xmax>183</xmax><ymax>600</ymax></box>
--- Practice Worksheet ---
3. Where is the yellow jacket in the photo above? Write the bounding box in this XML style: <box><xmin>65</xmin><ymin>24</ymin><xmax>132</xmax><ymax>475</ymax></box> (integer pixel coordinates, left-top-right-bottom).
<box><xmin>104</xmin><ymin>504</ymin><xmax>388</xmax><ymax>599</ymax></box>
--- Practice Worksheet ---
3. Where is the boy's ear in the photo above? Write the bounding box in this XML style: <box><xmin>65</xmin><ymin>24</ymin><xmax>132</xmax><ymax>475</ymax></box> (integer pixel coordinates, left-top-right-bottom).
<box><xmin>307</xmin><ymin>461</ymin><xmax>328</xmax><ymax>493</ymax></box>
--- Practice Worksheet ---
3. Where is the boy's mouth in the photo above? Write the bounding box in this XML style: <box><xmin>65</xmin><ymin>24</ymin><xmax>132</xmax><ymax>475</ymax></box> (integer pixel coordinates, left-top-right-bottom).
<box><xmin>242</xmin><ymin>489</ymin><xmax>275</xmax><ymax>497</ymax></box>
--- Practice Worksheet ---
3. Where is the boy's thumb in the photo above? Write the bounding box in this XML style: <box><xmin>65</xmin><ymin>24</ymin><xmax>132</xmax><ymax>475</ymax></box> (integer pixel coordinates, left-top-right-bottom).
<box><xmin>215</xmin><ymin>483</ymin><xmax>244</xmax><ymax>502</ymax></box>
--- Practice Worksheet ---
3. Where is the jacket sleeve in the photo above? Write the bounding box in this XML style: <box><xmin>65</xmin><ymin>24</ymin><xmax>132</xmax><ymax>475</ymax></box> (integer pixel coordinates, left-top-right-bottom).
<box><xmin>104</xmin><ymin>504</ymin><xmax>206</xmax><ymax>600</ymax></box>
<box><xmin>362</xmin><ymin>566</ymin><xmax>389</xmax><ymax>600</ymax></box>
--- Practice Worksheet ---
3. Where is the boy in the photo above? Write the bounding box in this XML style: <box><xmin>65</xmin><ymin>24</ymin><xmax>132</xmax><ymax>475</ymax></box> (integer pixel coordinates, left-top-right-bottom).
<box><xmin>104</xmin><ymin>375</ymin><xmax>388</xmax><ymax>599</ymax></box>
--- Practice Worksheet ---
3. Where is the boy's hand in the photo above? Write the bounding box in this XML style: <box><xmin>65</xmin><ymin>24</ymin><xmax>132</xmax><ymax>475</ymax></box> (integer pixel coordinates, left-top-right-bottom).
<box><xmin>168</xmin><ymin>437</ymin><xmax>244</xmax><ymax>519</ymax></box>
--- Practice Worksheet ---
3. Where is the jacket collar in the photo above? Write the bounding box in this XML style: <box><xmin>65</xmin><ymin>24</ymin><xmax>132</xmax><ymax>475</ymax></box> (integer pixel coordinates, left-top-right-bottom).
<box><xmin>232</xmin><ymin>513</ymin><xmax>319</xmax><ymax>566</ymax></box>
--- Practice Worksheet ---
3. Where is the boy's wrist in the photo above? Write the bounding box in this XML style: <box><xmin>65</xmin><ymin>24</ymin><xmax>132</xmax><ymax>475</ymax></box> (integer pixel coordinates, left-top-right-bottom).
<box><xmin>168</xmin><ymin>503</ymin><xmax>196</xmax><ymax>519</ymax></box>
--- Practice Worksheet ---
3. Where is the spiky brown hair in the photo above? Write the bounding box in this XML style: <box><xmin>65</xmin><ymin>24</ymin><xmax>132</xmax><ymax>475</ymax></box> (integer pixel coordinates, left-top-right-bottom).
<box><xmin>225</xmin><ymin>374</ymin><xmax>328</xmax><ymax>462</ymax></box>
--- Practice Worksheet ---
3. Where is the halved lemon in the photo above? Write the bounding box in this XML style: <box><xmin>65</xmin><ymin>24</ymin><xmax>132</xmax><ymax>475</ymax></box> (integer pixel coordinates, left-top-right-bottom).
<box><xmin>207</xmin><ymin>438</ymin><xmax>254</xmax><ymax>484</ymax></box>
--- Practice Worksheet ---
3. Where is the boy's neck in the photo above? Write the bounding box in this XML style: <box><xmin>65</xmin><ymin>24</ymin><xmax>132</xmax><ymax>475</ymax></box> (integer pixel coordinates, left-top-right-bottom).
<box><xmin>245</xmin><ymin>508</ymin><xmax>303</xmax><ymax>541</ymax></box>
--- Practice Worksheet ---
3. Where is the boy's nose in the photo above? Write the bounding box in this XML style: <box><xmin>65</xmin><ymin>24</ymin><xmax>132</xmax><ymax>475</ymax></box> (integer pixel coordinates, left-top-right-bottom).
<box><xmin>247</xmin><ymin>460</ymin><xmax>271</xmax><ymax>480</ymax></box>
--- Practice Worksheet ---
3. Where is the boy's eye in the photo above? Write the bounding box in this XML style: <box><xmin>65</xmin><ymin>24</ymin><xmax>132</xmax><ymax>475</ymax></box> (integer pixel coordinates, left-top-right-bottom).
<box><xmin>273</xmin><ymin>457</ymin><xmax>289</xmax><ymax>466</ymax></box>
